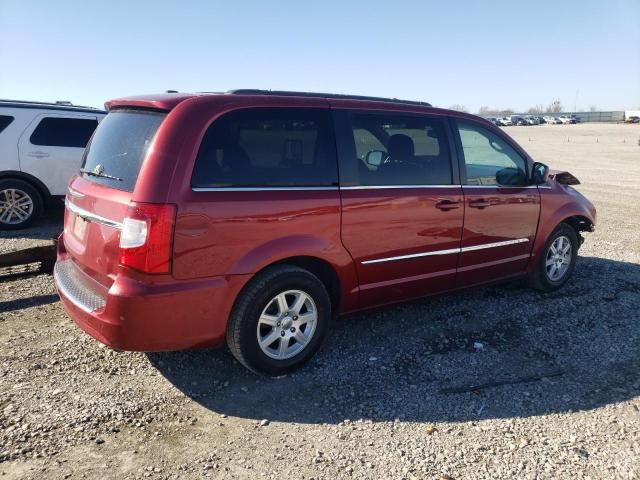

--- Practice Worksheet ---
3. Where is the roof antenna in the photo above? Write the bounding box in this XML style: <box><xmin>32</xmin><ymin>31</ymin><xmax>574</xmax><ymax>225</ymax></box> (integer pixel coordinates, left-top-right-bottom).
<box><xmin>166</xmin><ymin>90</ymin><xmax>178</xmax><ymax>93</ymax></box>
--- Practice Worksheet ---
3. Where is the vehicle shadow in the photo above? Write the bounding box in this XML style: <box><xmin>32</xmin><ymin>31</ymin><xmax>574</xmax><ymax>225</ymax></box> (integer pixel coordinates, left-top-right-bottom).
<box><xmin>0</xmin><ymin>294</ymin><xmax>59</xmax><ymax>312</ymax></box>
<box><xmin>148</xmin><ymin>256</ymin><xmax>640</xmax><ymax>424</ymax></box>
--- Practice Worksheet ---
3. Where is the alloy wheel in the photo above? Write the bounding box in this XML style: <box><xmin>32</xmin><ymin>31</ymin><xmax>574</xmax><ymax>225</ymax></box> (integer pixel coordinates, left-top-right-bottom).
<box><xmin>0</xmin><ymin>189</ymin><xmax>34</xmax><ymax>225</ymax></box>
<box><xmin>545</xmin><ymin>235</ymin><xmax>572</xmax><ymax>281</ymax></box>
<box><xmin>256</xmin><ymin>289</ymin><xmax>318</xmax><ymax>360</ymax></box>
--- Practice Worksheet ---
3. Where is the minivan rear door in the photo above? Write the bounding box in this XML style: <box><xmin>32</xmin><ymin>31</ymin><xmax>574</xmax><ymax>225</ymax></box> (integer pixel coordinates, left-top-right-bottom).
<box><xmin>18</xmin><ymin>113</ymin><xmax>99</xmax><ymax>195</ymax></box>
<box><xmin>62</xmin><ymin>110</ymin><xmax>166</xmax><ymax>283</ymax></box>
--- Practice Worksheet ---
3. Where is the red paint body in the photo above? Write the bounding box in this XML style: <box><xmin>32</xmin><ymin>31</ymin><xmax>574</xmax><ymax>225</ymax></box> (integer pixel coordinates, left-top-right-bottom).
<box><xmin>55</xmin><ymin>92</ymin><xmax>596</xmax><ymax>352</ymax></box>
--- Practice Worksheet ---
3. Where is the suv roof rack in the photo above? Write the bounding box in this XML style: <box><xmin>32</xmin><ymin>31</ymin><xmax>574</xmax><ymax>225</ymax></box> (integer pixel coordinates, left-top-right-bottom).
<box><xmin>227</xmin><ymin>89</ymin><xmax>432</xmax><ymax>107</ymax></box>
<box><xmin>0</xmin><ymin>99</ymin><xmax>104</xmax><ymax>113</ymax></box>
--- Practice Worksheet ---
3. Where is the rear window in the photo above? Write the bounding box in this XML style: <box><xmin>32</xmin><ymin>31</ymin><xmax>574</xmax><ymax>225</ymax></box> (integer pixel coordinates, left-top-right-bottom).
<box><xmin>192</xmin><ymin>108</ymin><xmax>338</xmax><ymax>188</ymax></box>
<box><xmin>30</xmin><ymin>117</ymin><xmax>98</xmax><ymax>147</ymax></box>
<box><xmin>81</xmin><ymin>110</ymin><xmax>165</xmax><ymax>192</ymax></box>
<box><xmin>0</xmin><ymin>115</ymin><xmax>14</xmax><ymax>134</ymax></box>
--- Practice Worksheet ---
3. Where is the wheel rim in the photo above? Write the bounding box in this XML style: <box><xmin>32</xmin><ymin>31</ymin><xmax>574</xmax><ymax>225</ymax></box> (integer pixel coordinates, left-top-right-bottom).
<box><xmin>256</xmin><ymin>289</ymin><xmax>318</xmax><ymax>360</ymax></box>
<box><xmin>0</xmin><ymin>189</ymin><xmax>34</xmax><ymax>225</ymax></box>
<box><xmin>545</xmin><ymin>235</ymin><xmax>572</xmax><ymax>281</ymax></box>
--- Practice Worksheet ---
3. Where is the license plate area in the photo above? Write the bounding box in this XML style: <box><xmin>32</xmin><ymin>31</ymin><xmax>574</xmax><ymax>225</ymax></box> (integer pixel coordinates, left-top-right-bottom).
<box><xmin>73</xmin><ymin>214</ymin><xmax>88</xmax><ymax>240</ymax></box>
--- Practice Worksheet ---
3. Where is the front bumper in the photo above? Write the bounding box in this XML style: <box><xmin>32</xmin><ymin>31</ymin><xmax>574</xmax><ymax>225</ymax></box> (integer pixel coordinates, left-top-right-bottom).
<box><xmin>54</xmin><ymin>236</ymin><xmax>250</xmax><ymax>351</ymax></box>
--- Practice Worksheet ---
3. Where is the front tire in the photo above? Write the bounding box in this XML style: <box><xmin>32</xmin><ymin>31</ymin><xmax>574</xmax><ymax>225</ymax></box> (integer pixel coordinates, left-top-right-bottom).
<box><xmin>528</xmin><ymin>223</ymin><xmax>579</xmax><ymax>292</ymax></box>
<box><xmin>0</xmin><ymin>179</ymin><xmax>44</xmax><ymax>230</ymax></box>
<box><xmin>226</xmin><ymin>265</ymin><xmax>331</xmax><ymax>376</ymax></box>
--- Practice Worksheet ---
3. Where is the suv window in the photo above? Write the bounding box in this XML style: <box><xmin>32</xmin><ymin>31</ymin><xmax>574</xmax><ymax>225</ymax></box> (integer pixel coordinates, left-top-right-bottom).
<box><xmin>30</xmin><ymin>117</ymin><xmax>98</xmax><ymax>148</ymax></box>
<box><xmin>350</xmin><ymin>113</ymin><xmax>452</xmax><ymax>186</ymax></box>
<box><xmin>456</xmin><ymin>121</ymin><xmax>527</xmax><ymax>186</ymax></box>
<box><xmin>0</xmin><ymin>115</ymin><xmax>14</xmax><ymax>134</ymax></box>
<box><xmin>192</xmin><ymin>108</ymin><xmax>338</xmax><ymax>188</ymax></box>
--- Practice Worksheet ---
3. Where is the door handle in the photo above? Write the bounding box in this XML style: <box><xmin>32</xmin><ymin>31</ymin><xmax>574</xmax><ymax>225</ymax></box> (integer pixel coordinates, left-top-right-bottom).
<box><xmin>469</xmin><ymin>199</ymin><xmax>492</xmax><ymax>209</ymax></box>
<box><xmin>435</xmin><ymin>200</ymin><xmax>460</xmax><ymax>211</ymax></box>
<box><xmin>28</xmin><ymin>151</ymin><xmax>50</xmax><ymax>159</ymax></box>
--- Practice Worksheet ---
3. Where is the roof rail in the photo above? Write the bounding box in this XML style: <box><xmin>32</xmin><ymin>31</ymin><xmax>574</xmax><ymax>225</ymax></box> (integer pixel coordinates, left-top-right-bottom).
<box><xmin>0</xmin><ymin>99</ymin><xmax>102</xmax><ymax>110</ymax></box>
<box><xmin>227</xmin><ymin>89</ymin><xmax>432</xmax><ymax>107</ymax></box>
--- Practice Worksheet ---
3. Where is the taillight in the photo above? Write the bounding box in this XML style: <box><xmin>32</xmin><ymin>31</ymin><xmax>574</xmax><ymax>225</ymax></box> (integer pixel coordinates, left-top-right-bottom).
<box><xmin>119</xmin><ymin>202</ymin><xmax>176</xmax><ymax>274</ymax></box>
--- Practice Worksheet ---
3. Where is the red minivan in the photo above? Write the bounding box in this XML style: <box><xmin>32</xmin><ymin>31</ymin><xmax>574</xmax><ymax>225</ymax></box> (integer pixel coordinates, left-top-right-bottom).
<box><xmin>54</xmin><ymin>90</ymin><xmax>596</xmax><ymax>375</ymax></box>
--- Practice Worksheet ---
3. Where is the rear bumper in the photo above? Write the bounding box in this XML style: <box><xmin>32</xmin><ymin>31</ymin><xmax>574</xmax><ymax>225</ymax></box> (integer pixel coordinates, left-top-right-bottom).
<box><xmin>54</xmin><ymin>236</ymin><xmax>250</xmax><ymax>351</ymax></box>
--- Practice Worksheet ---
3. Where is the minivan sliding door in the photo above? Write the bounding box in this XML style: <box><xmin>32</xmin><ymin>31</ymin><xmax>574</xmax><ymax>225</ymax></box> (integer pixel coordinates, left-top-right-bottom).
<box><xmin>334</xmin><ymin>109</ymin><xmax>464</xmax><ymax>308</ymax></box>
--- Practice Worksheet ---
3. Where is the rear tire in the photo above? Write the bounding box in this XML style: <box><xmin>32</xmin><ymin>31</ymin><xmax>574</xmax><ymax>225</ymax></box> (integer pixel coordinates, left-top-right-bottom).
<box><xmin>528</xmin><ymin>223</ymin><xmax>579</xmax><ymax>292</ymax></box>
<box><xmin>226</xmin><ymin>265</ymin><xmax>331</xmax><ymax>376</ymax></box>
<box><xmin>0</xmin><ymin>178</ymin><xmax>44</xmax><ymax>230</ymax></box>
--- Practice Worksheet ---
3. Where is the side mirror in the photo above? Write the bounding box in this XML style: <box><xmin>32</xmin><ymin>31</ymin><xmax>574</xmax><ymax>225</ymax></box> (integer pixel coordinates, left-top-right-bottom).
<box><xmin>365</xmin><ymin>150</ymin><xmax>385</xmax><ymax>166</ymax></box>
<box><xmin>531</xmin><ymin>162</ymin><xmax>550</xmax><ymax>185</ymax></box>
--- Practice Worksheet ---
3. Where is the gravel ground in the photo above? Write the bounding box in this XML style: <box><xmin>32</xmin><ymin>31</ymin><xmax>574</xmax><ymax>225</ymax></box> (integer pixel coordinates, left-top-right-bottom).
<box><xmin>1</xmin><ymin>123</ymin><xmax>639</xmax><ymax>479</ymax></box>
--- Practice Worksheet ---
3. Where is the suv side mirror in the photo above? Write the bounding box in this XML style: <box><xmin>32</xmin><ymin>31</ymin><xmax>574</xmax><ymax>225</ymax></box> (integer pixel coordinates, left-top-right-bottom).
<box><xmin>531</xmin><ymin>162</ymin><xmax>550</xmax><ymax>185</ymax></box>
<box><xmin>365</xmin><ymin>150</ymin><xmax>386</xmax><ymax>167</ymax></box>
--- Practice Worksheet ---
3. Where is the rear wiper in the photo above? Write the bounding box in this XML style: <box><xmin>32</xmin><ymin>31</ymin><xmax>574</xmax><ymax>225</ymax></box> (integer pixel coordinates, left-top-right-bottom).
<box><xmin>79</xmin><ymin>168</ymin><xmax>123</xmax><ymax>182</ymax></box>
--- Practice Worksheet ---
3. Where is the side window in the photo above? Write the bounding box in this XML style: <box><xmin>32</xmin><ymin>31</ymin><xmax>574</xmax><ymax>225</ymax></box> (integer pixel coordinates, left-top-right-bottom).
<box><xmin>350</xmin><ymin>113</ymin><xmax>452</xmax><ymax>186</ymax></box>
<box><xmin>30</xmin><ymin>117</ymin><xmax>98</xmax><ymax>148</ymax></box>
<box><xmin>353</xmin><ymin>128</ymin><xmax>385</xmax><ymax>161</ymax></box>
<box><xmin>457</xmin><ymin>121</ymin><xmax>527</xmax><ymax>186</ymax></box>
<box><xmin>0</xmin><ymin>115</ymin><xmax>14</xmax><ymax>134</ymax></box>
<box><xmin>192</xmin><ymin>108</ymin><xmax>338</xmax><ymax>188</ymax></box>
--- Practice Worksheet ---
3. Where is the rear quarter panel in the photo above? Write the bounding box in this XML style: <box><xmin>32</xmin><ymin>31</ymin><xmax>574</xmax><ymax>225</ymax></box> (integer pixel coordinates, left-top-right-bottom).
<box><xmin>163</xmin><ymin>96</ymin><xmax>359</xmax><ymax>312</ymax></box>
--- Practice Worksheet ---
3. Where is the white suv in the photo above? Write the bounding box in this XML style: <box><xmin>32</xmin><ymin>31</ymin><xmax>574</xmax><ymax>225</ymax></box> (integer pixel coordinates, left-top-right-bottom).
<box><xmin>0</xmin><ymin>100</ymin><xmax>105</xmax><ymax>229</ymax></box>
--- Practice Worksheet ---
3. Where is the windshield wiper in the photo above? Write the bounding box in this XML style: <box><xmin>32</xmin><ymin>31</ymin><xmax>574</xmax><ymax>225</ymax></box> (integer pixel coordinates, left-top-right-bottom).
<box><xmin>79</xmin><ymin>168</ymin><xmax>123</xmax><ymax>182</ymax></box>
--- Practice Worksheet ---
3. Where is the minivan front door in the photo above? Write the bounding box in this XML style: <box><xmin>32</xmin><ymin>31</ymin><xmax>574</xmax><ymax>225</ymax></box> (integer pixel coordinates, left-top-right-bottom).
<box><xmin>454</xmin><ymin>120</ymin><xmax>540</xmax><ymax>286</ymax></box>
<box><xmin>334</xmin><ymin>110</ymin><xmax>463</xmax><ymax>308</ymax></box>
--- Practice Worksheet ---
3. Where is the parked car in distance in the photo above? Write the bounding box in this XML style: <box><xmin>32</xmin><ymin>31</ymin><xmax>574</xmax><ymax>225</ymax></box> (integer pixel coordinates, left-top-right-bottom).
<box><xmin>0</xmin><ymin>100</ymin><xmax>105</xmax><ymax>229</ymax></box>
<box><xmin>524</xmin><ymin>115</ymin><xmax>539</xmax><ymax>125</ymax></box>
<box><xmin>624</xmin><ymin>116</ymin><xmax>639</xmax><ymax>124</ymax></box>
<box><xmin>496</xmin><ymin>117</ymin><xmax>512</xmax><ymax>126</ymax></box>
<box><xmin>569</xmin><ymin>114</ymin><xmax>580</xmax><ymax>123</ymax></box>
<box><xmin>535</xmin><ymin>116</ymin><xmax>546</xmax><ymax>124</ymax></box>
<box><xmin>543</xmin><ymin>116</ymin><xmax>559</xmax><ymax>124</ymax></box>
<box><xmin>513</xmin><ymin>116</ymin><xmax>529</xmax><ymax>126</ymax></box>
<box><xmin>558</xmin><ymin>116</ymin><xmax>576</xmax><ymax>124</ymax></box>
<box><xmin>54</xmin><ymin>90</ymin><xmax>596</xmax><ymax>375</ymax></box>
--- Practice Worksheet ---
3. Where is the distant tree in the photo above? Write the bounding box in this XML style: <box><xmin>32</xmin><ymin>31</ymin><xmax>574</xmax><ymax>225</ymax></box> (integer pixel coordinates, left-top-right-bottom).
<box><xmin>449</xmin><ymin>104</ymin><xmax>468</xmax><ymax>113</ymax></box>
<box><xmin>548</xmin><ymin>99</ymin><xmax>563</xmax><ymax>113</ymax></box>
<box><xmin>527</xmin><ymin>104</ymin><xmax>544</xmax><ymax>114</ymax></box>
<box><xmin>477</xmin><ymin>106</ymin><xmax>514</xmax><ymax>116</ymax></box>
<box><xmin>589</xmin><ymin>105</ymin><xmax>598</xmax><ymax>112</ymax></box>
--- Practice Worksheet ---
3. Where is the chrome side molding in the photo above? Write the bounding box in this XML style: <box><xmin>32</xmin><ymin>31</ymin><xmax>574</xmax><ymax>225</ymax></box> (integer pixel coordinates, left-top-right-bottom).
<box><xmin>361</xmin><ymin>248</ymin><xmax>461</xmax><ymax>264</ymax></box>
<box><xmin>362</xmin><ymin>238</ymin><xmax>529</xmax><ymax>265</ymax></box>
<box><xmin>192</xmin><ymin>186</ymin><xmax>339</xmax><ymax>192</ymax></box>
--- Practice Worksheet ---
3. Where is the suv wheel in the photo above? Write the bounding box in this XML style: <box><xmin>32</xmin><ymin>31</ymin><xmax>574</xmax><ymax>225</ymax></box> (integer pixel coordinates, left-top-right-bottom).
<box><xmin>227</xmin><ymin>265</ymin><xmax>331</xmax><ymax>376</ymax></box>
<box><xmin>528</xmin><ymin>223</ymin><xmax>579</xmax><ymax>292</ymax></box>
<box><xmin>0</xmin><ymin>179</ymin><xmax>43</xmax><ymax>230</ymax></box>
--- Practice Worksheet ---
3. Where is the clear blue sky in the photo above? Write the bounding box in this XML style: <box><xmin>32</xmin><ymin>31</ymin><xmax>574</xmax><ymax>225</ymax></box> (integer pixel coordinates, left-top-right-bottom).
<box><xmin>1</xmin><ymin>0</ymin><xmax>639</xmax><ymax>112</ymax></box>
